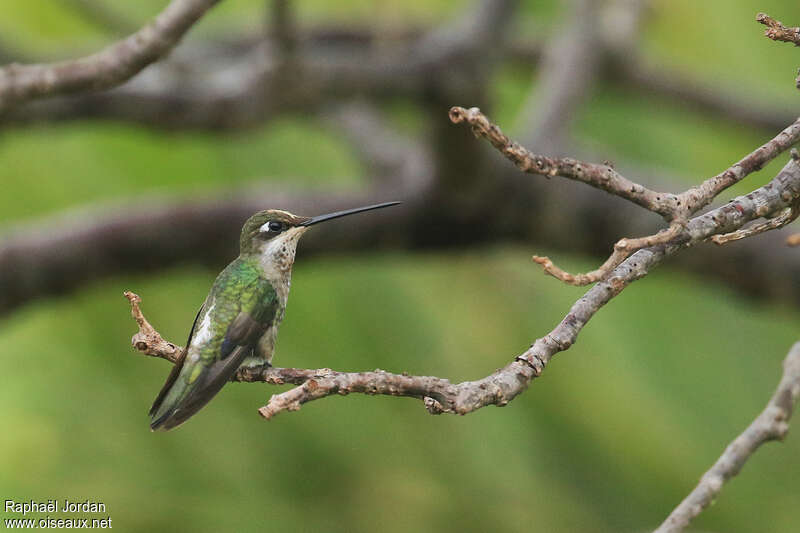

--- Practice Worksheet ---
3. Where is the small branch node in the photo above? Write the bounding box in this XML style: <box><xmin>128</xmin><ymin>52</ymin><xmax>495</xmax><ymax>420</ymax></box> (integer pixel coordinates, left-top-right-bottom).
<box><xmin>423</xmin><ymin>396</ymin><xmax>445</xmax><ymax>414</ymax></box>
<box><xmin>124</xmin><ymin>290</ymin><xmax>182</xmax><ymax>363</ymax></box>
<box><xmin>515</xmin><ymin>353</ymin><xmax>545</xmax><ymax>376</ymax></box>
<box><xmin>258</xmin><ymin>405</ymin><xmax>276</xmax><ymax>420</ymax></box>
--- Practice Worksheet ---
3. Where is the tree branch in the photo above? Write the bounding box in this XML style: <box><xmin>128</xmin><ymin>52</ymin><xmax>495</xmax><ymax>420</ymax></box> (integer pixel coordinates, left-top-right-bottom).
<box><xmin>124</xmin><ymin>154</ymin><xmax>800</xmax><ymax>418</ymax></box>
<box><xmin>757</xmin><ymin>12</ymin><xmax>800</xmax><ymax>90</ymax></box>
<box><xmin>655</xmin><ymin>342</ymin><xmax>800</xmax><ymax>533</ymax></box>
<box><xmin>681</xmin><ymin>120</ymin><xmax>800</xmax><ymax>214</ymax></box>
<box><xmin>125</xmin><ymin>291</ymin><xmax>182</xmax><ymax>364</ymax></box>
<box><xmin>711</xmin><ymin>204</ymin><xmax>799</xmax><ymax>245</ymax></box>
<box><xmin>449</xmin><ymin>106</ymin><xmax>678</xmax><ymax>216</ymax></box>
<box><xmin>0</xmin><ymin>0</ymin><xmax>220</xmax><ymax>112</ymax></box>
<box><xmin>450</xmin><ymin>105</ymin><xmax>800</xmax><ymax>285</ymax></box>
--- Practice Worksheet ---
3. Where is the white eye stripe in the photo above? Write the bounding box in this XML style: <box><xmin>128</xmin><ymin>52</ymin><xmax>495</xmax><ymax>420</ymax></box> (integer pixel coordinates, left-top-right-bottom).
<box><xmin>259</xmin><ymin>221</ymin><xmax>283</xmax><ymax>233</ymax></box>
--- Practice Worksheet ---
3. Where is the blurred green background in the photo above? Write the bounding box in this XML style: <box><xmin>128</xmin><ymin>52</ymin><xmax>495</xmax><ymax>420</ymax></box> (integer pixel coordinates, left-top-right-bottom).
<box><xmin>1</xmin><ymin>1</ymin><xmax>799</xmax><ymax>532</ymax></box>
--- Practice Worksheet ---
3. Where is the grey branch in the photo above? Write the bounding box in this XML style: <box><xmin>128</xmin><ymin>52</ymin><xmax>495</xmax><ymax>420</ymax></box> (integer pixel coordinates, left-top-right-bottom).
<box><xmin>124</xmin><ymin>288</ymin><xmax>534</xmax><ymax>418</ymax></box>
<box><xmin>450</xmin><ymin>105</ymin><xmax>800</xmax><ymax>285</ymax></box>
<box><xmin>712</xmin><ymin>204</ymin><xmax>800</xmax><ymax>245</ymax></box>
<box><xmin>0</xmin><ymin>0</ymin><xmax>220</xmax><ymax>112</ymax></box>
<box><xmin>655</xmin><ymin>342</ymin><xmax>800</xmax><ymax>533</ymax></box>
<box><xmin>125</xmin><ymin>155</ymin><xmax>800</xmax><ymax>418</ymax></box>
<box><xmin>449</xmin><ymin>106</ymin><xmax>678</xmax><ymax>217</ymax></box>
<box><xmin>682</xmin><ymin>119</ymin><xmax>800</xmax><ymax>214</ymax></box>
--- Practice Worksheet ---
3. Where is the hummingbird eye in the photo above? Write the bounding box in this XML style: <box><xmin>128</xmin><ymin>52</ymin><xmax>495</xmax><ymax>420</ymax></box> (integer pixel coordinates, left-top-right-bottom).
<box><xmin>267</xmin><ymin>221</ymin><xmax>283</xmax><ymax>233</ymax></box>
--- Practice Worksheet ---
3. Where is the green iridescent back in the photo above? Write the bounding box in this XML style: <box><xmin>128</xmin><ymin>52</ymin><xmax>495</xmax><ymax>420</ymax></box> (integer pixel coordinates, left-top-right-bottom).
<box><xmin>192</xmin><ymin>256</ymin><xmax>278</xmax><ymax>365</ymax></box>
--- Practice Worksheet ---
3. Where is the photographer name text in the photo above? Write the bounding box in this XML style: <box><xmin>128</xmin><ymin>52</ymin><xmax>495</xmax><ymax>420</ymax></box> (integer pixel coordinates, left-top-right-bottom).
<box><xmin>5</xmin><ymin>500</ymin><xmax>106</xmax><ymax>516</ymax></box>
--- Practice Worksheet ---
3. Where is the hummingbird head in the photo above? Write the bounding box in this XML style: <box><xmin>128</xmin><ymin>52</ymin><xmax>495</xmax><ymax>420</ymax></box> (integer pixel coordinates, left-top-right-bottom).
<box><xmin>239</xmin><ymin>209</ymin><xmax>310</xmax><ymax>274</ymax></box>
<box><xmin>239</xmin><ymin>202</ymin><xmax>401</xmax><ymax>273</ymax></box>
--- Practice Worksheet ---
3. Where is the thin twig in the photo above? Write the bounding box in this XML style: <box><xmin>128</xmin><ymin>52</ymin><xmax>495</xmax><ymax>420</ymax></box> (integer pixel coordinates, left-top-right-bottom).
<box><xmin>532</xmin><ymin>222</ymin><xmax>684</xmax><ymax>285</ymax></box>
<box><xmin>679</xmin><ymin>118</ymin><xmax>800</xmax><ymax>215</ymax></box>
<box><xmin>124</xmin><ymin>291</ymin><xmax>182</xmax><ymax>363</ymax></box>
<box><xmin>711</xmin><ymin>205</ymin><xmax>799</xmax><ymax>245</ymax></box>
<box><xmin>757</xmin><ymin>13</ymin><xmax>800</xmax><ymax>46</ymax></box>
<box><xmin>448</xmin><ymin>106</ymin><xmax>679</xmax><ymax>217</ymax></box>
<box><xmin>655</xmin><ymin>342</ymin><xmax>800</xmax><ymax>533</ymax></box>
<box><xmin>450</xmin><ymin>106</ymin><xmax>800</xmax><ymax>285</ymax></box>
<box><xmin>757</xmin><ymin>12</ymin><xmax>800</xmax><ymax>90</ymax></box>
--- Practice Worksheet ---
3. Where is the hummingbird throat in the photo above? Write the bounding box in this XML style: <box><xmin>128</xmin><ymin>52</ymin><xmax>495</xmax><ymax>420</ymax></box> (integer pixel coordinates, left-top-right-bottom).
<box><xmin>257</xmin><ymin>226</ymin><xmax>308</xmax><ymax>284</ymax></box>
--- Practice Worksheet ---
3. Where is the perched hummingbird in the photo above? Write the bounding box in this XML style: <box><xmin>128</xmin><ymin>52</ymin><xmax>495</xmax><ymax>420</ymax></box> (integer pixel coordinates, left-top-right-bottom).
<box><xmin>149</xmin><ymin>201</ymin><xmax>400</xmax><ymax>431</ymax></box>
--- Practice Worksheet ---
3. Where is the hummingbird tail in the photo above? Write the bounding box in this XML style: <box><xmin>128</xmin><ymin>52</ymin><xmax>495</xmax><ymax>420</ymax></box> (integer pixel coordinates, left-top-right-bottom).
<box><xmin>149</xmin><ymin>346</ymin><xmax>252</xmax><ymax>431</ymax></box>
<box><xmin>149</xmin><ymin>348</ymin><xmax>187</xmax><ymax>419</ymax></box>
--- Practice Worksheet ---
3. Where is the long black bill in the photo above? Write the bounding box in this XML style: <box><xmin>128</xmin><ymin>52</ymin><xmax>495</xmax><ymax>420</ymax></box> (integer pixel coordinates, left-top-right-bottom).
<box><xmin>300</xmin><ymin>201</ymin><xmax>401</xmax><ymax>227</ymax></box>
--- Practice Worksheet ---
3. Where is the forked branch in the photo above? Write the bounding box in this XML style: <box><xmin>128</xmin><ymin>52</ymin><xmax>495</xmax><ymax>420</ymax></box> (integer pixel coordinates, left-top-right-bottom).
<box><xmin>450</xmin><ymin>106</ymin><xmax>800</xmax><ymax>285</ymax></box>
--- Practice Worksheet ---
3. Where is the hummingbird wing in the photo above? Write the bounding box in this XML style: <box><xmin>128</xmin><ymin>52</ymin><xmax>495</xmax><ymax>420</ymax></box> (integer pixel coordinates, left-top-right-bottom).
<box><xmin>147</xmin><ymin>303</ymin><xmax>204</xmax><ymax>419</ymax></box>
<box><xmin>149</xmin><ymin>262</ymin><xmax>279</xmax><ymax>431</ymax></box>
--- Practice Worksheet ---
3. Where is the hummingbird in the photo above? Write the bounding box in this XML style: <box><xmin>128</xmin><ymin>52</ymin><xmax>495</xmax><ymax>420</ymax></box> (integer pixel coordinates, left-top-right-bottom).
<box><xmin>149</xmin><ymin>201</ymin><xmax>400</xmax><ymax>431</ymax></box>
